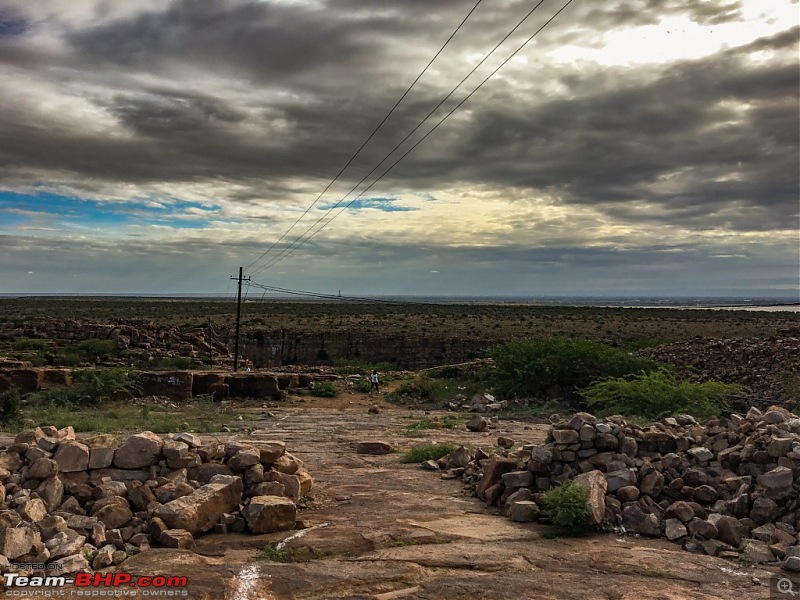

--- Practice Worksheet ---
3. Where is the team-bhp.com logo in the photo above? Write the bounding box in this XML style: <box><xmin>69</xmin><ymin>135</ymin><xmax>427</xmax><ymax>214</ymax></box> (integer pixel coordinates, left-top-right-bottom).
<box><xmin>3</xmin><ymin>572</ymin><xmax>189</xmax><ymax>597</ymax></box>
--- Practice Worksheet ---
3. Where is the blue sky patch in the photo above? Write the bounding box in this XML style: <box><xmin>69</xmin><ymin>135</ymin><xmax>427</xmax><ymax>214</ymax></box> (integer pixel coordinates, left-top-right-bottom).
<box><xmin>319</xmin><ymin>196</ymin><xmax>418</xmax><ymax>212</ymax></box>
<box><xmin>0</xmin><ymin>191</ymin><xmax>219</xmax><ymax>230</ymax></box>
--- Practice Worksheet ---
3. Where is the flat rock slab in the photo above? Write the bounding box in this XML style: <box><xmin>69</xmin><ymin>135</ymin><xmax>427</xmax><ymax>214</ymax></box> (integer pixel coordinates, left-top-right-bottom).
<box><xmin>155</xmin><ymin>475</ymin><xmax>243</xmax><ymax>535</ymax></box>
<box><xmin>41</xmin><ymin>406</ymin><xmax>772</xmax><ymax>600</ymax></box>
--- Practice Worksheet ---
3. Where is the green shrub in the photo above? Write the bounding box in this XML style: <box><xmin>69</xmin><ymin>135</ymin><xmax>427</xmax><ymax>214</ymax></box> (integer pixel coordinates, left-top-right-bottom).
<box><xmin>487</xmin><ymin>337</ymin><xmax>660</xmax><ymax>405</ymax></box>
<box><xmin>386</xmin><ymin>377</ymin><xmax>436</xmax><ymax>404</ymax></box>
<box><xmin>37</xmin><ymin>368</ymin><xmax>142</xmax><ymax>407</ymax></box>
<box><xmin>11</xmin><ymin>338</ymin><xmax>49</xmax><ymax>352</ymax></box>
<box><xmin>357</xmin><ymin>379</ymin><xmax>372</xmax><ymax>393</ymax></box>
<box><xmin>400</xmin><ymin>442</ymin><xmax>458</xmax><ymax>463</ymax></box>
<box><xmin>541</xmin><ymin>481</ymin><xmax>590</xmax><ymax>534</ymax></box>
<box><xmin>311</xmin><ymin>381</ymin><xmax>338</xmax><ymax>397</ymax></box>
<box><xmin>332</xmin><ymin>360</ymin><xmax>395</xmax><ymax>375</ymax></box>
<box><xmin>579</xmin><ymin>369</ymin><xmax>744</xmax><ymax>420</ymax></box>
<box><xmin>0</xmin><ymin>389</ymin><xmax>22</xmax><ymax>426</ymax></box>
<box><xmin>152</xmin><ymin>357</ymin><xmax>193</xmax><ymax>370</ymax></box>
<box><xmin>62</xmin><ymin>339</ymin><xmax>117</xmax><ymax>364</ymax></box>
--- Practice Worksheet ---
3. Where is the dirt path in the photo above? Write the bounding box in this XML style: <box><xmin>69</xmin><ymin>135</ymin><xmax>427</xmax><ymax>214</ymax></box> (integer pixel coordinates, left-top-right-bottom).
<box><xmin>116</xmin><ymin>402</ymin><xmax>778</xmax><ymax>600</ymax></box>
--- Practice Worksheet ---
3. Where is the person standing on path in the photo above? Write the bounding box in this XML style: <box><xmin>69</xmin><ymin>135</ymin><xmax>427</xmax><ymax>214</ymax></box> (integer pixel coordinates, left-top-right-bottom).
<box><xmin>369</xmin><ymin>370</ymin><xmax>380</xmax><ymax>394</ymax></box>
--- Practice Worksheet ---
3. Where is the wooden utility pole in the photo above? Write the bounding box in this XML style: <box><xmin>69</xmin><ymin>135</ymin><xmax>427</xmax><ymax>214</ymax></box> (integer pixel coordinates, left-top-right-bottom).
<box><xmin>230</xmin><ymin>267</ymin><xmax>251</xmax><ymax>372</ymax></box>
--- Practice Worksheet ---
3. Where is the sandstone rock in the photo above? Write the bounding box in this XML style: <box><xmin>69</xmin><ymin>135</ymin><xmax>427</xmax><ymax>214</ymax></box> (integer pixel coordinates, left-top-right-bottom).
<box><xmin>476</xmin><ymin>456</ymin><xmax>517</xmax><ymax>500</ymax></box>
<box><xmin>187</xmin><ymin>463</ymin><xmax>233</xmax><ymax>484</ymax></box>
<box><xmin>552</xmin><ymin>429</ymin><xmax>580</xmax><ymax>444</ymax></box>
<box><xmin>639</xmin><ymin>469</ymin><xmax>664</xmax><ymax>497</ymax></box>
<box><xmin>446</xmin><ymin>446</ymin><xmax>472</xmax><ymax>469</ymax></box>
<box><xmin>508</xmin><ymin>500</ymin><xmax>539</xmax><ymax>522</ymax></box>
<box><xmin>91</xmin><ymin>496</ymin><xmax>133</xmax><ymax>529</ymax></box>
<box><xmin>622</xmin><ymin>504</ymin><xmax>660</xmax><ymax>536</ymax></box>
<box><xmin>687</xmin><ymin>447</ymin><xmax>714</xmax><ymax>463</ymax></box>
<box><xmin>162</xmin><ymin>441</ymin><xmax>191</xmax><ymax>469</ymax></box>
<box><xmin>242</xmin><ymin>495</ymin><xmax>296</xmax><ymax>533</ymax></box>
<box><xmin>53</xmin><ymin>441</ymin><xmax>90</xmax><ymax>473</ymax></box>
<box><xmin>574</xmin><ymin>470</ymin><xmax>607</xmax><ymax>526</ymax></box>
<box><xmin>27</xmin><ymin>457</ymin><xmax>59</xmax><ymax>479</ymax></box>
<box><xmin>665</xmin><ymin>518</ymin><xmax>688</xmax><ymax>541</ymax></box>
<box><xmin>227</xmin><ymin>448</ymin><xmax>261</xmax><ymax>470</ymax></box>
<box><xmin>49</xmin><ymin>553</ymin><xmax>90</xmax><ymax>574</ymax></box>
<box><xmin>92</xmin><ymin>544</ymin><xmax>115</xmax><ymax>569</ymax></box>
<box><xmin>48</xmin><ymin>535</ymin><xmax>86</xmax><ymax>561</ymax></box>
<box><xmin>36</xmin><ymin>476</ymin><xmax>64</xmax><ymax>511</ymax></box>
<box><xmin>256</xmin><ymin>441</ymin><xmax>286</xmax><ymax>464</ymax></box>
<box><xmin>0</xmin><ymin>527</ymin><xmax>36</xmax><ymax>559</ymax></box>
<box><xmin>173</xmin><ymin>432</ymin><xmax>202</xmax><ymax>448</ymax></box>
<box><xmin>740</xmin><ymin>539</ymin><xmax>775</xmax><ymax>563</ymax></box>
<box><xmin>264</xmin><ymin>470</ymin><xmax>301</xmax><ymax>501</ymax></box>
<box><xmin>466</xmin><ymin>415</ymin><xmax>488</xmax><ymax>432</ymax></box>
<box><xmin>617</xmin><ymin>485</ymin><xmax>640</xmax><ymax>502</ymax></box>
<box><xmin>356</xmin><ymin>441</ymin><xmax>393</xmax><ymax>455</ymax></box>
<box><xmin>113</xmin><ymin>432</ymin><xmax>164</xmax><ymax>469</ymax></box>
<box><xmin>784</xmin><ymin>556</ymin><xmax>800</xmax><ymax>572</ymax></box>
<box><xmin>758</xmin><ymin>466</ymin><xmax>793</xmax><ymax>500</ymax></box>
<box><xmin>249</xmin><ymin>481</ymin><xmax>285</xmax><ymax>497</ymax></box>
<box><xmin>666</xmin><ymin>501</ymin><xmax>695</xmax><ymax>524</ymax></box>
<box><xmin>605</xmin><ymin>468</ymin><xmax>637</xmax><ymax>493</ymax></box>
<box><xmin>160</xmin><ymin>529</ymin><xmax>195</xmax><ymax>549</ymax></box>
<box><xmin>716</xmin><ymin>516</ymin><xmax>749</xmax><ymax>548</ymax></box>
<box><xmin>154</xmin><ymin>474</ymin><xmax>243</xmax><ymax>535</ymax></box>
<box><xmin>19</xmin><ymin>498</ymin><xmax>49</xmax><ymax>522</ymax></box>
<box><xmin>497</xmin><ymin>436</ymin><xmax>515</xmax><ymax>449</ymax></box>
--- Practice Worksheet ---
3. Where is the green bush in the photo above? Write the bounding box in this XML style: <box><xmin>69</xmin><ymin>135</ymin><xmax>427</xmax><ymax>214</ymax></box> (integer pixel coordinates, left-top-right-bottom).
<box><xmin>400</xmin><ymin>442</ymin><xmax>459</xmax><ymax>464</ymax></box>
<box><xmin>541</xmin><ymin>481</ymin><xmax>590</xmax><ymax>534</ymax></box>
<box><xmin>332</xmin><ymin>360</ymin><xmax>395</xmax><ymax>375</ymax></box>
<box><xmin>37</xmin><ymin>368</ymin><xmax>143</xmax><ymax>407</ymax></box>
<box><xmin>386</xmin><ymin>377</ymin><xmax>436</xmax><ymax>404</ymax></box>
<box><xmin>579</xmin><ymin>369</ymin><xmax>744</xmax><ymax>420</ymax></box>
<box><xmin>0</xmin><ymin>389</ymin><xmax>22</xmax><ymax>426</ymax></box>
<box><xmin>487</xmin><ymin>337</ymin><xmax>660</xmax><ymax>405</ymax></box>
<box><xmin>152</xmin><ymin>357</ymin><xmax>193</xmax><ymax>370</ymax></box>
<box><xmin>311</xmin><ymin>381</ymin><xmax>339</xmax><ymax>397</ymax></box>
<box><xmin>58</xmin><ymin>339</ymin><xmax>118</xmax><ymax>365</ymax></box>
<box><xmin>357</xmin><ymin>379</ymin><xmax>372</xmax><ymax>393</ymax></box>
<box><xmin>11</xmin><ymin>338</ymin><xmax>49</xmax><ymax>352</ymax></box>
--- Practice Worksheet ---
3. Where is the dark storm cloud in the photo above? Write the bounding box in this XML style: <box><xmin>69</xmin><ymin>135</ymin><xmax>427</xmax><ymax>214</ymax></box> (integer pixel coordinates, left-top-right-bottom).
<box><xmin>67</xmin><ymin>0</ymin><xmax>386</xmax><ymax>83</ymax></box>
<box><xmin>109</xmin><ymin>90</ymin><xmax>246</xmax><ymax>135</ymax></box>
<box><xmin>389</xmin><ymin>32</ymin><xmax>799</xmax><ymax>231</ymax></box>
<box><xmin>0</xmin><ymin>0</ymin><xmax>796</xmax><ymax>231</ymax></box>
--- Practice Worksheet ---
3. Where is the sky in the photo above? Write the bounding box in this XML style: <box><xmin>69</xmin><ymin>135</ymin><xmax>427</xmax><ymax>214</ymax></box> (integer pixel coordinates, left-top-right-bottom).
<box><xmin>0</xmin><ymin>0</ymin><xmax>798</xmax><ymax>298</ymax></box>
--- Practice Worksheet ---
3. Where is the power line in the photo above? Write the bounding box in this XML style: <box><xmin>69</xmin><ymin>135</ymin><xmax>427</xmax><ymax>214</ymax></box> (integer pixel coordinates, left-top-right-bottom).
<box><xmin>247</xmin><ymin>280</ymin><xmax>432</xmax><ymax>305</ymax></box>
<box><xmin>245</xmin><ymin>0</ymin><xmax>485</xmax><ymax>273</ymax></box>
<box><xmin>252</xmin><ymin>0</ymin><xmax>575</xmax><ymax>274</ymax></box>
<box><xmin>250</xmin><ymin>0</ymin><xmax>548</xmax><ymax>278</ymax></box>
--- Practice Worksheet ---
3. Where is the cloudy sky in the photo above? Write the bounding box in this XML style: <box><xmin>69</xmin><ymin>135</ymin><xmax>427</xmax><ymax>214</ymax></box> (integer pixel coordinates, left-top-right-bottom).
<box><xmin>0</xmin><ymin>0</ymin><xmax>797</xmax><ymax>298</ymax></box>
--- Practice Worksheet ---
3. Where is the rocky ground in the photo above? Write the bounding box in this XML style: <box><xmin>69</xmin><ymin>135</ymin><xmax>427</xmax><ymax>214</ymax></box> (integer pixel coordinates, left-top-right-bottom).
<box><xmin>1</xmin><ymin>392</ymin><xmax>792</xmax><ymax>599</ymax></box>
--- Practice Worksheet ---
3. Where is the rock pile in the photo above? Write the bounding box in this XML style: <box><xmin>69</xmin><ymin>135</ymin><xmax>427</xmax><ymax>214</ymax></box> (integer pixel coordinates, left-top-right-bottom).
<box><xmin>637</xmin><ymin>334</ymin><xmax>800</xmax><ymax>409</ymax></box>
<box><xmin>442</xmin><ymin>406</ymin><xmax>799</xmax><ymax>572</ymax></box>
<box><xmin>0</xmin><ymin>427</ymin><xmax>312</xmax><ymax>577</ymax></box>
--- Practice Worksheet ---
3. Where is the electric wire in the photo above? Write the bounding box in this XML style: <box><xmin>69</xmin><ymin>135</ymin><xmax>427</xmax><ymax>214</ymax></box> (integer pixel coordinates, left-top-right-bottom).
<box><xmin>244</xmin><ymin>0</ymin><xmax>485</xmax><ymax>273</ymax></box>
<box><xmin>252</xmin><ymin>0</ymin><xmax>575</xmax><ymax>274</ymax></box>
<box><xmin>249</xmin><ymin>0</ymin><xmax>549</xmax><ymax>277</ymax></box>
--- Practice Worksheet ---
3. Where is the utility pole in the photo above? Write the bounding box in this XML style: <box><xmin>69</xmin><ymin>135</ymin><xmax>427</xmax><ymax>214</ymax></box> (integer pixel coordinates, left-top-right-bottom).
<box><xmin>207</xmin><ymin>318</ymin><xmax>213</xmax><ymax>369</ymax></box>
<box><xmin>230</xmin><ymin>267</ymin><xmax>251</xmax><ymax>372</ymax></box>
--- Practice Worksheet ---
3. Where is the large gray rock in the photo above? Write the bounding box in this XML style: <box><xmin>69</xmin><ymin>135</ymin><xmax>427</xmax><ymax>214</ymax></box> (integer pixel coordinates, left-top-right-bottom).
<box><xmin>0</xmin><ymin>528</ymin><xmax>37</xmax><ymax>559</ymax></box>
<box><xmin>53</xmin><ymin>441</ymin><xmax>90</xmax><ymax>472</ymax></box>
<box><xmin>242</xmin><ymin>495</ymin><xmax>296</xmax><ymax>533</ymax></box>
<box><xmin>113</xmin><ymin>432</ymin><xmax>164</xmax><ymax>469</ymax></box>
<box><xmin>507</xmin><ymin>500</ymin><xmax>539</xmax><ymax>522</ymax></box>
<box><xmin>27</xmin><ymin>457</ymin><xmax>59</xmax><ymax>479</ymax></box>
<box><xmin>573</xmin><ymin>470</ymin><xmax>607</xmax><ymax>526</ymax></box>
<box><xmin>757</xmin><ymin>466</ymin><xmax>793</xmax><ymax>500</ymax></box>
<box><xmin>154</xmin><ymin>475</ymin><xmax>243</xmax><ymax>535</ymax></box>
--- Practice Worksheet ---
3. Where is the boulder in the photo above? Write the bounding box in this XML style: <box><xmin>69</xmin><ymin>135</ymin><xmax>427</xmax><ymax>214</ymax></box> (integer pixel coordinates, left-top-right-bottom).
<box><xmin>154</xmin><ymin>475</ymin><xmax>243</xmax><ymax>535</ymax></box>
<box><xmin>573</xmin><ymin>470</ymin><xmax>607</xmax><ymax>526</ymax></box>
<box><xmin>53</xmin><ymin>441</ymin><xmax>90</xmax><ymax>472</ymax></box>
<box><xmin>113</xmin><ymin>432</ymin><xmax>164</xmax><ymax>469</ymax></box>
<box><xmin>242</xmin><ymin>495</ymin><xmax>296</xmax><ymax>533</ymax></box>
